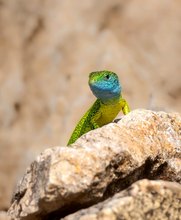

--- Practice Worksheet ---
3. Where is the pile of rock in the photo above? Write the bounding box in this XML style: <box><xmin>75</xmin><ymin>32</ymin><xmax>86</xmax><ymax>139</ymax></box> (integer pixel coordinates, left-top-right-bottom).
<box><xmin>8</xmin><ymin>110</ymin><xmax>181</xmax><ymax>220</ymax></box>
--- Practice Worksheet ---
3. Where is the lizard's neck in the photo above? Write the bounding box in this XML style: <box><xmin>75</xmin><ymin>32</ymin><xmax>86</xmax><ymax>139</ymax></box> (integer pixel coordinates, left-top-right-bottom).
<box><xmin>99</xmin><ymin>94</ymin><xmax>122</xmax><ymax>105</ymax></box>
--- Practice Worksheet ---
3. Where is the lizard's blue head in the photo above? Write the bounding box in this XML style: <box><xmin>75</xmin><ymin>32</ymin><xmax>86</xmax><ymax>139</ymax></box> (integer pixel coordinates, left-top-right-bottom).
<box><xmin>89</xmin><ymin>70</ymin><xmax>121</xmax><ymax>103</ymax></box>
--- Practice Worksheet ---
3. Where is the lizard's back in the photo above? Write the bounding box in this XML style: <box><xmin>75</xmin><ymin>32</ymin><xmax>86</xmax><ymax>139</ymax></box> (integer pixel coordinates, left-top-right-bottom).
<box><xmin>67</xmin><ymin>99</ymin><xmax>101</xmax><ymax>145</ymax></box>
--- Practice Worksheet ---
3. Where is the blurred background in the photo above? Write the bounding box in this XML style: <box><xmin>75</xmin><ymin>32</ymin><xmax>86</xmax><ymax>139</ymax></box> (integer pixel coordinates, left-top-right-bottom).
<box><xmin>0</xmin><ymin>0</ymin><xmax>181</xmax><ymax>211</ymax></box>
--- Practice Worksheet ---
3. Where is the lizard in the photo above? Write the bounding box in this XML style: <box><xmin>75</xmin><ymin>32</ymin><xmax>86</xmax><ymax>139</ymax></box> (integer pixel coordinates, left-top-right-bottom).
<box><xmin>67</xmin><ymin>70</ymin><xmax>130</xmax><ymax>145</ymax></box>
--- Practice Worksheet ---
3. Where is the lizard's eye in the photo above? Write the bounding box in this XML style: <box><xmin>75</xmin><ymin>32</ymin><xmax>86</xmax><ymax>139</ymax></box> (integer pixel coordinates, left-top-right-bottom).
<box><xmin>104</xmin><ymin>74</ymin><xmax>110</xmax><ymax>80</ymax></box>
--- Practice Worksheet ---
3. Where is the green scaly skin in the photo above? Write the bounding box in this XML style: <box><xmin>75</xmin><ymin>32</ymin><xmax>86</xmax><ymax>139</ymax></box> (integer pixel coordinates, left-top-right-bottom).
<box><xmin>67</xmin><ymin>71</ymin><xmax>130</xmax><ymax>145</ymax></box>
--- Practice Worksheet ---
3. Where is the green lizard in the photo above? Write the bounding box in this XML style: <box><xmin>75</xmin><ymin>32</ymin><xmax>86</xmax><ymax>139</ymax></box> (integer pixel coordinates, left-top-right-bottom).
<box><xmin>67</xmin><ymin>70</ymin><xmax>130</xmax><ymax>145</ymax></box>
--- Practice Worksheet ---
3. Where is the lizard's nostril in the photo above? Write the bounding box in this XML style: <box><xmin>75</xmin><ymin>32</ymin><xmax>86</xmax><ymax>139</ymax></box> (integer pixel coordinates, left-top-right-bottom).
<box><xmin>89</xmin><ymin>78</ymin><xmax>95</xmax><ymax>85</ymax></box>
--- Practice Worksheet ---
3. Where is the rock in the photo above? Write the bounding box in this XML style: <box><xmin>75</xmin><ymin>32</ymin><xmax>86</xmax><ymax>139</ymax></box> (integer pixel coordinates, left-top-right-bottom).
<box><xmin>63</xmin><ymin>179</ymin><xmax>181</xmax><ymax>220</ymax></box>
<box><xmin>8</xmin><ymin>110</ymin><xmax>181</xmax><ymax>220</ymax></box>
<box><xmin>156</xmin><ymin>158</ymin><xmax>181</xmax><ymax>183</ymax></box>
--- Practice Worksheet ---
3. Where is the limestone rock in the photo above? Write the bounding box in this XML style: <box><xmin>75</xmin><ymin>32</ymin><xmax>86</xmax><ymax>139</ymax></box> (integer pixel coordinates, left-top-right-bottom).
<box><xmin>8</xmin><ymin>110</ymin><xmax>181</xmax><ymax>220</ymax></box>
<box><xmin>63</xmin><ymin>180</ymin><xmax>181</xmax><ymax>220</ymax></box>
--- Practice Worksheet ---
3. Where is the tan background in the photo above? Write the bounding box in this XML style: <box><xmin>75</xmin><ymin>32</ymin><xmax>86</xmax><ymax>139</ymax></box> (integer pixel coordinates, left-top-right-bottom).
<box><xmin>0</xmin><ymin>0</ymin><xmax>180</xmax><ymax>211</ymax></box>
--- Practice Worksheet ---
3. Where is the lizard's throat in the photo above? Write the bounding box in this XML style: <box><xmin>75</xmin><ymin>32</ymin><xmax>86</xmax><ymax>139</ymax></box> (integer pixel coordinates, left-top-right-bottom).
<box><xmin>90</xmin><ymin>83</ymin><xmax>122</xmax><ymax>104</ymax></box>
<box><xmin>93</xmin><ymin>90</ymin><xmax>121</xmax><ymax>104</ymax></box>
<box><xmin>100</xmin><ymin>95</ymin><xmax>121</xmax><ymax>104</ymax></box>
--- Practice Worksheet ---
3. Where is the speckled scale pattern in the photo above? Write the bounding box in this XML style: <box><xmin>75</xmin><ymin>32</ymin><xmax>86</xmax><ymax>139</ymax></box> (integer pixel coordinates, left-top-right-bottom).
<box><xmin>67</xmin><ymin>99</ymin><xmax>101</xmax><ymax>145</ymax></box>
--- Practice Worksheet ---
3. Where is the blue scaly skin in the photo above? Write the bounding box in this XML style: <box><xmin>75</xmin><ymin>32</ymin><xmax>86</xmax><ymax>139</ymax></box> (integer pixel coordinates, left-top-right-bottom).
<box><xmin>67</xmin><ymin>70</ymin><xmax>130</xmax><ymax>145</ymax></box>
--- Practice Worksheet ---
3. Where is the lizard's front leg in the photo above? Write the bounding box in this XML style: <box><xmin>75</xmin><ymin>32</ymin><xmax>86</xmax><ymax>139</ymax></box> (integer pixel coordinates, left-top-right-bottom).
<box><xmin>121</xmin><ymin>99</ymin><xmax>130</xmax><ymax>115</ymax></box>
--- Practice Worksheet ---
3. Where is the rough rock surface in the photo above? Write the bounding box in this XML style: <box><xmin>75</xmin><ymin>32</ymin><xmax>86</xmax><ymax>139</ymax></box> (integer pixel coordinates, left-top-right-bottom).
<box><xmin>1</xmin><ymin>0</ymin><xmax>181</xmax><ymax>210</ymax></box>
<box><xmin>63</xmin><ymin>180</ymin><xmax>181</xmax><ymax>220</ymax></box>
<box><xmin>8</xmin><ymin>110</ymin><xmax>181</xmax><ymax>220</ymax></box>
